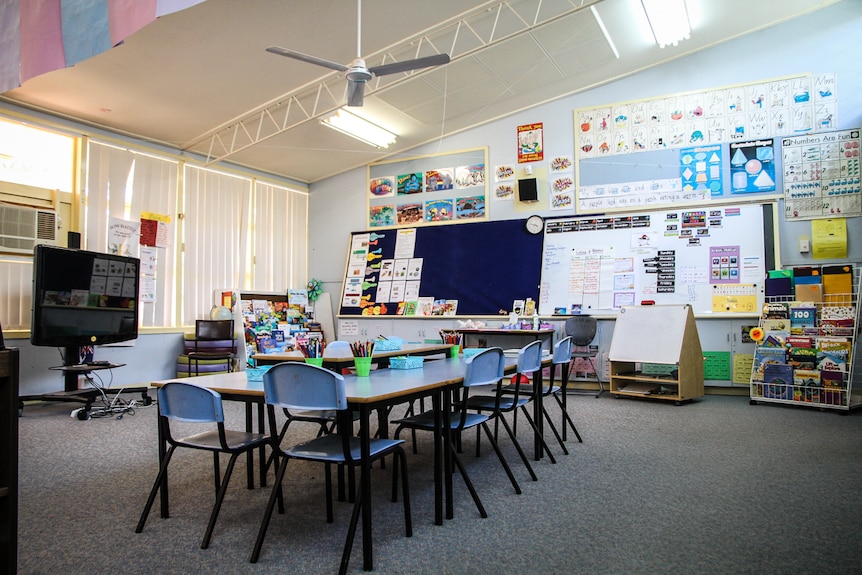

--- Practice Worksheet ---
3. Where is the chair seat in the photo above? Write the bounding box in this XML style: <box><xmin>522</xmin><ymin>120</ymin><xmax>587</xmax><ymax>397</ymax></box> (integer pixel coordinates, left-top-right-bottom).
<box><xmin>393</xmin><ymin>410</ymin><xmax>489</xmax><ymax>431</ymax></box>
<box><xmin>465</xmin><ymin>394</ymin><xmax>529</xmax><ymax>412</ymax></box>
<box><xmin>178</xmin><ymin>429</ymin><xmax>268</xmax><ymax>451</ymax></box>
<box><xmin>285</xmin><ymin>434</ymin><xmax>403</xmax><ymax>463</ymax></box>
<box><xmin>500</xmin><ymin>384</ymin><xmax>560</xmax><ymax>396</ymax></box>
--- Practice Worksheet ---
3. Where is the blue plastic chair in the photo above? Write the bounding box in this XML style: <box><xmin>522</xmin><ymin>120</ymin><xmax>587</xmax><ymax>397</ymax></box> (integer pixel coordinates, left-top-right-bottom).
<box><xmin>391</xmin><ymin>347</ymin><xmax>523</xmax><ymax>518</ymax></box>
<box><xmin>466</xmin><ymin>340</ymin><xmax>556</xmax><ymax>475</ymax></box>
<box><xmin>249</xmin><ymin>362</ymin><xmax>411</xmax><ymax>572</ymax></box>
<box><xmin>501</xmin><ymin>336</ymin><xmax>577</xmax><ymax>454</ymax></box>
<box><xmin>135</xmin><ymin>381</ymin><xmax>271</xmax><ymax>548</ymax></box>
<box><xmin>548</xmin><ymin>336</ymin><xmax>583</xmax><ymax>443</ymax></box>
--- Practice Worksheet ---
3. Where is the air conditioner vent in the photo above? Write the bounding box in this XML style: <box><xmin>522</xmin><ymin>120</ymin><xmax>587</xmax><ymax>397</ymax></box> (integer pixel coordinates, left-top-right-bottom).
<box><xmin>0</xmin><ymin>203</ymin><xmax>59</xmax><ymax>254</ymax></box>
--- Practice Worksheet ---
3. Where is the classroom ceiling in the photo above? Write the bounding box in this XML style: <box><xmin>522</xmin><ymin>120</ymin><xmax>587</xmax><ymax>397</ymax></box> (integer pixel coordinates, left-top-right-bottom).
<box><xmin>0</xmin><ymin>0</ymin><xmax>843</xmax><ymax>184</ymax></box>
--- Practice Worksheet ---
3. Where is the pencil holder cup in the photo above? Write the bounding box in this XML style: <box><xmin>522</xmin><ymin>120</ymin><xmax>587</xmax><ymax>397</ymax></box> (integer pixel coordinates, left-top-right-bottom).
<box><xmin>353</xmin><ymin>356</ymin><xmax>372</xmax><ymax>377</ymax></box>
<box><xmin>448</xmin><ymin>345</ymin><xmax>460</xmax><ymax>358</ymax></box>
<box><xmin>305</xmin><ymin>357</ymin><xmax>324</xmax><ymax>367</ymax></box>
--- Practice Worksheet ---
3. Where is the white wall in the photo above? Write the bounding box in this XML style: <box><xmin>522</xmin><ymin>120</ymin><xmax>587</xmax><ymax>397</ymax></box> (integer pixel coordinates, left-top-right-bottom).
<box><xmin>309</xmin><ymin>1</ymin><xmax>862</xmax><ymax>327</ymax></box>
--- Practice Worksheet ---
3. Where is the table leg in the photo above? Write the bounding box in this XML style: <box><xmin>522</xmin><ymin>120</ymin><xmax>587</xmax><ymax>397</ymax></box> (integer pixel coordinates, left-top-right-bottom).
<box><xmin>443</xmin><ymin>387</ymin><xmax>454</xmax><ymax>520</ymax></box>
<box><xmin>534</xmin><ymin>367</ymin><xmax>544</xmax><ymax>461</ymax></box>
<box><xmin>257</xmin><ymin>402</ymin><xmax>267</xmax><ymax>487</ymax></box>
<box><xmin>157</xmin><ymin>416</ymin><xmax>169</xmax><ymax>518</ymax></box>
<box><xmin>359</xmin><ymin>404</ymin><xmax>373</xmax><ymax>571</ymax></box>
<box><xmin>245</xmin><ymin>403</ymin><xmax>254</xmax><ymax>488</ymax></box>
<box><xmin>432</xmin><ymin>391</ymin><xmax>443</xmax><ymax>526</ymax></box>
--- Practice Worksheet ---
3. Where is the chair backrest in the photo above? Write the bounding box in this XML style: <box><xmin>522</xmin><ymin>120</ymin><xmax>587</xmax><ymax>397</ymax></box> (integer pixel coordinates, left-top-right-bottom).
<box><xmin>322</xmin><ymin>340</ymin><xmax>351</xmax><ymax>357</ymax></box>
<box><xmin>552</xmin><ymin>336</ymin><xmax>573</xmax><ymax>365</ymax></box>
<box><xmin>158</xmin><ymin>381</ymin><xmax>225</xmax><ymax>423</ymax></box>
<box><xmin>464</xmin><ymin>347</ymin><xmax>505</xmax><ymax>388</ymax></box>
<box><xmin>196</xmin><ymin>319</ymin><xmax>235</xmax><ymax>343</ymax></box>
<box><xmin>565</xmin><ymin>315</ymin><xmax>597</xmax><ymax>346</ymax></box>
<box><xmin>517</xmin><ymin>340</ymin><xmax>543</xmax><ymax>375</ymax></box>
<box><xmin>263</xmin><ymin>362</ymin><xmax>347</xmax><ymax>411</ymax></box>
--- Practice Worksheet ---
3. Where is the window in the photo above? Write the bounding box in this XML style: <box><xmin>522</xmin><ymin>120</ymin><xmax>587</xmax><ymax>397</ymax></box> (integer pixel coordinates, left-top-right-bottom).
<box><xmin>0</xmin><ymin>118</ymin><xmax>308</xmax><ymax>332</ymax></box>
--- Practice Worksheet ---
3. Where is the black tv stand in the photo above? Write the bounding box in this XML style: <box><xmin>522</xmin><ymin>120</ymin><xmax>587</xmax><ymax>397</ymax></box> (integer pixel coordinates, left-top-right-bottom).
<box><xmin>18</xmin><ymin>347</ymin><xmax>152</xmax><ymax>418</ymax></box>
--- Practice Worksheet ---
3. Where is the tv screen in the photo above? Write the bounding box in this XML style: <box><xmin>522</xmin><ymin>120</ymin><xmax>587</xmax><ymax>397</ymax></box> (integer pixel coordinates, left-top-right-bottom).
<box><xmin>30</xmin><ymin>245</ymin><xmax>140</xmax><ymax>348</ymax></box>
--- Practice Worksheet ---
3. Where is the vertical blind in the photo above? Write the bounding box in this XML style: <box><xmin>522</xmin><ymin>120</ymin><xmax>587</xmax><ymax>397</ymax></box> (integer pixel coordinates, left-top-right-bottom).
<box><xmin>0</xmin><ymin>132</ymin><xmax>308</xmax><ymax>331</ymax></box>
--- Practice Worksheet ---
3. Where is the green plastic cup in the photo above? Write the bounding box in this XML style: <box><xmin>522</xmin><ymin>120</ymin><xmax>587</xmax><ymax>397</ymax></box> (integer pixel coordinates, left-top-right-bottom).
<box><xmin>448</xmin><ymin>345</ymin><xmax>460</xmax><ymax>358</ymax></box>
<box><xmin>305</xmin><ymin>357</ymin><xmax>324</xmax><ymax>367</ymax></box>
<box><xmin>354</xmin><ymin>356</ymin><xmax>372</xmax><ymax>377</ymax></box>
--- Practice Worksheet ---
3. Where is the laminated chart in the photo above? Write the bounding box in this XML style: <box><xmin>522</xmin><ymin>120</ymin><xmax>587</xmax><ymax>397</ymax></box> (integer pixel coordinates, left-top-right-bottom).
<box><xmin>783</xmin><ymin>128</ymin><xmax>861</xmax><ymax>220</ymax></box>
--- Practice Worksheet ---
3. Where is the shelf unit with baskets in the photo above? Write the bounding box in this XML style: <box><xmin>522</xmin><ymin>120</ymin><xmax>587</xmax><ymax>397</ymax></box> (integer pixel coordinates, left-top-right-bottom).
<box><xmin>749</xmin><ymin>265</ymin><xmax>862</xmax><ymax>411</ymax></box>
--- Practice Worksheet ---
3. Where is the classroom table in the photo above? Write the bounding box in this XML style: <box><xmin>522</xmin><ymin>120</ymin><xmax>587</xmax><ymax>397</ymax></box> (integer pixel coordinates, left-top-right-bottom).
<box><xmin>456</xmin><ymin>327</ymin><xmax>555</xmax><ymax>353</ymax></box>
<box><xmin>251</xmin><ymin>342</ymin><xmax>455</xmax><ymax>369</ymax></box>
<box><xmin>150</xmin><ymin>355</ymin><xmax>531</xmax><ymax>573</ymax></box>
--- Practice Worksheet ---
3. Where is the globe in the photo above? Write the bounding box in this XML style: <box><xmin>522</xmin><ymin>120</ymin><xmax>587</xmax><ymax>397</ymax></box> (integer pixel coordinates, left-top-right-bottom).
<box><xmin>210</xmin><ymin>305</ymin><xmax>232</xmax><ymax>320</ymax></box>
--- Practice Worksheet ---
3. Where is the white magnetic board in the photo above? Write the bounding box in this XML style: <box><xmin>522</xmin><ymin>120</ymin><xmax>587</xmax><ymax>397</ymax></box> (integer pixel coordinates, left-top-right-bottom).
<box><xmin>538</xmin><ymin>203</ymin><xmax>770</xmax><ymax>315</ymax></box>
<box><xmin>608</xmin><ymin>305</ymin><xmax>690</xmax><ymax>364</ymax></box>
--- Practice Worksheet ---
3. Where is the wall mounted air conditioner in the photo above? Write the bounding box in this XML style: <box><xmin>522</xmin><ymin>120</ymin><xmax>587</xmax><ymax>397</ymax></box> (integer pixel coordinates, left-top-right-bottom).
<box><xmin>0</xmin><ymin>203</ymin><xmax>60</xmax><ymax>254</ymax></box>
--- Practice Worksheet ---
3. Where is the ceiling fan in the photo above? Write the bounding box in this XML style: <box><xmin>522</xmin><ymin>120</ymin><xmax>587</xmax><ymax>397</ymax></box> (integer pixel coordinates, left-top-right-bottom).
<box><xmin>266</xmin><ymin>0</ymin><xmax>450</xmax><ymax>107</ymax></box>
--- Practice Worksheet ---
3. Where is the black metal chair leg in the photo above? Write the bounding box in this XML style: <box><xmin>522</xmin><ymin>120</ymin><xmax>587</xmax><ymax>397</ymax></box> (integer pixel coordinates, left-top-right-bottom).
<box><xmin>480</xmin><ymin>422</ymin><xmax>521</xmax><ymax>494</ymax></box>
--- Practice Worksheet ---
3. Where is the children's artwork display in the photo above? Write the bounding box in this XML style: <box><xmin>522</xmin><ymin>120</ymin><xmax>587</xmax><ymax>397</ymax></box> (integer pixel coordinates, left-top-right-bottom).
<box><xmin>575</xmin><ymin>73</ymin><xmax>840</xmax><ymax>214</ymax></box>
<box><xmin>367</xmin><ymin>147</ymin><xmax>488</xmax><ymax>229</ymax></box>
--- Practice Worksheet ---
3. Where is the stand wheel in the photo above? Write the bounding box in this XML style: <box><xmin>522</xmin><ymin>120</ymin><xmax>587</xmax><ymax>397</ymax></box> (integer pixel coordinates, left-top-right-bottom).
<box><xmin>76</xmin><ymin>408</ymin><xmax>91</xmax><ymax>421</ymax></box>
<box><xmin>141</xmin><ymin>392</ymin><xmax>153</xmax><ymax>406</ymax></box>
<box><xmin>750</xmin><ymin>399</ymin><xmax>758</xmax><ymax>405</ymax></box>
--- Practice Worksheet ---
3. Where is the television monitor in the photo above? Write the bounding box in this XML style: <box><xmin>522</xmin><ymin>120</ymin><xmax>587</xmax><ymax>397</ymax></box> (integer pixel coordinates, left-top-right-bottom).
<box><xmin>30</xmin><ymin>245</ymin><xmax>140</xmax><ymax>349</ymax></box>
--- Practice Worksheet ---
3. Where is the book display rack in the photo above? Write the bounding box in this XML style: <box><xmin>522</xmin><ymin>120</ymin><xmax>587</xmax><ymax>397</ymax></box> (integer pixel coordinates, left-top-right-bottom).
<box><xmin>750</xmin><ymin>264</ymin><xmax>862</xmax><ymax>411</ymax></box>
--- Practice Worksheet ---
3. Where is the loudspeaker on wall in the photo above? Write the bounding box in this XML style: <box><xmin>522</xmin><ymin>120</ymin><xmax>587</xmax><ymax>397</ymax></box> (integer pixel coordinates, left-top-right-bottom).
<box><xmin>517</xmin><ymin>178</ymin><xmax>538</xmax><ymax>202</ymax></box>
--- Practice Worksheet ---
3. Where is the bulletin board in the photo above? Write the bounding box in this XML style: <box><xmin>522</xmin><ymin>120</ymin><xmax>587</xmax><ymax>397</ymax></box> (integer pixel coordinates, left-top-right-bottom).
<box><xmin>338</xmin><ymin>219</ymin><xmax>543</xmax><ymax>317</ymax></box>
<box><xmin>538</xmin><ymin>203</ymin><xmax>775</xmax><ymax>316</ymax></box>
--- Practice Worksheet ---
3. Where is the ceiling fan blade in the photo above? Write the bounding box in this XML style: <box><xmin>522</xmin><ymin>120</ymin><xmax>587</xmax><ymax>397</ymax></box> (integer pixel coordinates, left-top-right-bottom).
<box><xmin>266</xmin><ymin>46</ymin><xmax>348</xmax><ymax>73</ymax></box>
<box><xmin>347</xmin><ymin>80</ymin><xmax>366</xmax><ymax>107</ymax></box>
<box><xmin>369</xmin><ymin>54</ymin><xmax>450</xmax><ymax>77</ymax></box>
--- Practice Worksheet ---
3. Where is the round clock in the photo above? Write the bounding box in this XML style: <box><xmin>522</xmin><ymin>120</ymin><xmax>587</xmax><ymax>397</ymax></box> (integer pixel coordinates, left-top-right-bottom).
<box><xmin>525</xmin><ymin>215</ymin><xmax>544</xmax><ymax>235</ymax></box>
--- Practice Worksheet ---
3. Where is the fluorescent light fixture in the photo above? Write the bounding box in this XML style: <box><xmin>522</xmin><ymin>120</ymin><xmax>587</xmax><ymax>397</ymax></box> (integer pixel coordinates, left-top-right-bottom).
<box><xmin>321</xmin><ymin>109</ymin><xmax>397</xmax><ymax>149</ymax></box>
<box><xmin>641</xmin><ymin>0</ymin><xmax>691</xmax><ymax>48</ymax></box>
<box><xmin>591</xmin><ymin>5</ymin><xmax>619</xmax><ymax>59</ymax></box>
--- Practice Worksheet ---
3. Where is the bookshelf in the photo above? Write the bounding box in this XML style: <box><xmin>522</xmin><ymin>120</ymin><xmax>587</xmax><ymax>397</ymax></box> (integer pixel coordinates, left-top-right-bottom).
<box><xmin>750</xmin><ymin>265</ymin><xmax>862</xmax><ymax>411</ymax></box>
<box><xmin>607</xmin><ymin>305</ymin><xmax>705</xmax><ymax>405</ymax></box>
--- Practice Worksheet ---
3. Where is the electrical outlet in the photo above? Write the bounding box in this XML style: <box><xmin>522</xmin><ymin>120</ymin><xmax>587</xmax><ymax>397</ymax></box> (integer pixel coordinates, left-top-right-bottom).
<box><xmin>799</xmin><ymin>238</ymin><xmax>810</xmax><ymax>253</ymax></box>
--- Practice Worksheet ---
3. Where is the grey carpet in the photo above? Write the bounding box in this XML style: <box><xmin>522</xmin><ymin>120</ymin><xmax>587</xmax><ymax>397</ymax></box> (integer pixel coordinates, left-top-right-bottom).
<box><xmin>16</xmin><ymin>391</ymin><xmax>862</xmax><ymax>575</ymax></box>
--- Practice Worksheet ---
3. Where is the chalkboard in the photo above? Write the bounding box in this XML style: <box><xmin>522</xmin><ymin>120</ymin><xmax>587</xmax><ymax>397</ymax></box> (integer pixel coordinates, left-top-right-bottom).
<box><xmin>538</xmin><ymin>203</ymin><xmax>774</xmax><ymax>316</ymax></box>
<box><xmin>339</xmin><ymin>219</ymin><xmax>543</xmax><ymax>316</ymax></box>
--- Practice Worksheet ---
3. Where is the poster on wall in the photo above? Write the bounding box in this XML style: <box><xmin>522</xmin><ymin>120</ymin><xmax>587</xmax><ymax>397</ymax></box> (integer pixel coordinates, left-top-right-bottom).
<box><xmin>518</xmin><ymin>123</ymin><xmax>543</xmax><ymax>163</ymax></box>
<box><xmin>729</xmin><ymin>139</ymin><xmax>776</xmax><ymax>194</ymax></box>
<box><xmin>368</xmin><ymin>148</ymin><xmax>488</xmax><ymax>229</ymax></box>
<box><xmin>782</xmin><ymin>127</ymin><xmax>861</xmax><ymax>220</ymax></box>
<box><xmin>574</xmin><ymin>74</ymin><xmax>837</xmax><ymax>215</ymax></box>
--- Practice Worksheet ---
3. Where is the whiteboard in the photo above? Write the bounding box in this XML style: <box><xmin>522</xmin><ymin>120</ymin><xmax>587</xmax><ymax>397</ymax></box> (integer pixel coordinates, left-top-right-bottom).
<box><xmin>608</xmin><ymin>305</ymin><xmax>690</xmax><ymax>364</ymax></box>
<box><xmin>538</xmin><ymin>203</ymin><xmax>771</xmax><ymax>315</ymax></box>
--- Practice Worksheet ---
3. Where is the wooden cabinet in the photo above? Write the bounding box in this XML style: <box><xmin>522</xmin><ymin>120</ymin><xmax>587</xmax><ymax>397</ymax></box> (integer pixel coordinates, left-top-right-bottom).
<box><xmin>1</xmin><ymin>347</ymin><xmax>19</xmax><ymax>574</ymax></box>
<box><xmin>608</xmin><ymin>305</ymin><xmax>704</xmax><ymax>404</ymax></box>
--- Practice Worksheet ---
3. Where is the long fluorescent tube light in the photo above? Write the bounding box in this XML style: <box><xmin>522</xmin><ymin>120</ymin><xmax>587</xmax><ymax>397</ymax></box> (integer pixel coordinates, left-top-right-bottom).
<box><xmin>321</xmin><ymin>109</ymin><xmax>397</xmax><ymax>149</ymax></box>
<box><xmin>591</xmin><ymin>5</ymin><xmax>619</xmax><ymax>59</ymax></box>
<box><xmin>641</xmin><ymin>0</ymin><xmax>691</xmax><ymax>48</ymax></box>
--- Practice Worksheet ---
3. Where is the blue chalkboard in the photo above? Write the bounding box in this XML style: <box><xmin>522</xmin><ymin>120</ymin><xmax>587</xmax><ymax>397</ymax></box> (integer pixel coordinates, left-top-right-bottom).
<box><xmin>339</xmin><ymin>219</ymin><xmax>543</xmax><ymax>316</ymax></box>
